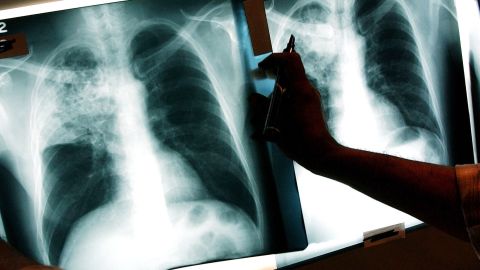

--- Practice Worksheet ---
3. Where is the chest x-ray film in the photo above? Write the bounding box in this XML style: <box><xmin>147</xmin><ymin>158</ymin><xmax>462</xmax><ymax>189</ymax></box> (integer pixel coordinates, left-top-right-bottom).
<box><xmin>237</xmin><ymin>0</ymin><xmax>473</xmax><ymax>267</ymax></box>
<box><xmin>0</xmin><ymin>1</ymin><xmax>308</xmax><ymax>269</ymax></box>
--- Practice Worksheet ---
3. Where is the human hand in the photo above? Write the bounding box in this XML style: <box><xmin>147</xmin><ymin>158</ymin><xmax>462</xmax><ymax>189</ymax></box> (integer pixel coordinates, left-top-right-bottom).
<box><xmin>249</xmin><ymin>52</ymin><xmax>339</xmax><ymax>170</ymax></box>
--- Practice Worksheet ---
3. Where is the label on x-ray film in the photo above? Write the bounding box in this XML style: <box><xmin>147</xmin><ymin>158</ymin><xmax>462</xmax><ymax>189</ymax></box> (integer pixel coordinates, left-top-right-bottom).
<box><xmin>243</xmin><ymin>0</ymin><xmax>272</xmax><ymax>56</ymax></box>
<box><xmin>363</xmin><ymin>223</ymin><xmax>406</xmax><ymax>248</ymax></box>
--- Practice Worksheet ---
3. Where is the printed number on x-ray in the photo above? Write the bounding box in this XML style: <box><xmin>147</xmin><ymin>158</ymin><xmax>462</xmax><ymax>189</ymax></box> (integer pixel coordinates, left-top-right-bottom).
<box><xmin>0</xmin><ymin>23</ymin><xmax>8</xmax><ymax>34</ymax></box>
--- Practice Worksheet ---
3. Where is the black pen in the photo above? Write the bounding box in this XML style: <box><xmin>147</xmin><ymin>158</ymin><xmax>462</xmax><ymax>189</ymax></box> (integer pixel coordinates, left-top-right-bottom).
<box><xmin>263</xmin><ymin>35</ymin><xmax>295</xmax><ymax>141</ymax></box>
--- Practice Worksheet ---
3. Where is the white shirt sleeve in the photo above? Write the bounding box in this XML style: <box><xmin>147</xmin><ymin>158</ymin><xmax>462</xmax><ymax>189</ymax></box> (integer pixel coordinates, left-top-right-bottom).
<box><xmin>455</xmin><ymin>164</ymin><xmax>480</xmax><ymax>257</ymax></box>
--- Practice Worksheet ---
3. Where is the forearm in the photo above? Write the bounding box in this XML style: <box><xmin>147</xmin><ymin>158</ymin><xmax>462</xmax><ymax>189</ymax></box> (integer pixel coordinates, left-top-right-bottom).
<box><xmin>0</xmin><ymin>239</ymin><xmax>40</xmax><ymax>269</ymax></box>
<box><xmin>255</xmin><ymin>52</ymin><xmax>469</xmax><ymax>240</ymax></box>
<box><xmin>311</xmin><ymin>143</ymin><xmax>468</xmax><ymax>240</ymax></box>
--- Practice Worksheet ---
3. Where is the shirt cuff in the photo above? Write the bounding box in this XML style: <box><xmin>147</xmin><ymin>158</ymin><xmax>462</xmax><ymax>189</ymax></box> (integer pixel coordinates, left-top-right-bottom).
<box><xmin>456</xmin><ymin>164</ymin><xmax>480</xmax><ymax>256</ymax></box>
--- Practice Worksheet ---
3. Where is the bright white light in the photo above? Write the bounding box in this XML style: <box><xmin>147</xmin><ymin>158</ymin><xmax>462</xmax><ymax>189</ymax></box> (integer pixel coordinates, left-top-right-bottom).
<box><xmin>0</xmin><ymin>0</ymin><xmax>127</xmax><ymax>20</ymax></box>
<box><xmin>179</xmin><ymin>255</ymin><xmax>276</xmax><ymax>270</ymax></box>
<box><xmin>335</xmin><ymin>29</ymin><xmax>389</xmax><ymax>151</ymax></box>
<box><xmin>455</xmin><ymin>0</ymin><xmax>480</xmax><ymax>163</ymax></box>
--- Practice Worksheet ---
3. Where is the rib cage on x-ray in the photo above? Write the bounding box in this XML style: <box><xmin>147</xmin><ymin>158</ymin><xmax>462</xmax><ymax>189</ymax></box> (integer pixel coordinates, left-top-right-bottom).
<box><xmin>353</xmin><ymin>0</ymin><xmax>445</xmax><ymax>160</ymax></box>
<box><xmin>0</xmin><ymin>1</ymin><xmax>306</xmax><ymax>269</ymax></box>
<box><xmin>268</xmin><ymin>0</ymin><xmax>447</xmax><ymax>163</ymax></box>
<box><xmin>38</xmin><ymin>11</ymin><xmax>262</xmax><ymax>269</ymax></box>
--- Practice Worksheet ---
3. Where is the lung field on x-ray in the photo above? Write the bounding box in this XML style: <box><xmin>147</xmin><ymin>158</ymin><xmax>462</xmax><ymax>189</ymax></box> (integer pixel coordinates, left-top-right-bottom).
<box><xmin>269</xmin><ymin>0</ymin><xmax>446</xmax><ymax>163</ymax></box>
<box><xmin>129</xmin><ymin>24</ymin><xmax>259</xmax><ymax>225</ymax></box>
<box><xmin>35</xmin><ymin>43</ymin><xmax>120</xmax><ymax>265</ymax></box>
<box><xmin>353</xmin><ymin>0</ymin><xmax>445</xmax><ymax>160</ymax></box>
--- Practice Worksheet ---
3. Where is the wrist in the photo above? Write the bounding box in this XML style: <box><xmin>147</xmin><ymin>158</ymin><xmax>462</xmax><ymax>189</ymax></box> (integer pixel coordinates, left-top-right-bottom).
<box><xmin>297</xmin><ymin>133</ymin><xmax>342</xmax><ymax>175</ymax></box>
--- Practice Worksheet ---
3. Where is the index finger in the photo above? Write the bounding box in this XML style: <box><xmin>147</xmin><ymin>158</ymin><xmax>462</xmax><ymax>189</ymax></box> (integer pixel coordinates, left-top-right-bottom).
<box><xmin>258</xmin><ymin>52</ymin><xmax>308</xmax><ymax>83</ymax></box>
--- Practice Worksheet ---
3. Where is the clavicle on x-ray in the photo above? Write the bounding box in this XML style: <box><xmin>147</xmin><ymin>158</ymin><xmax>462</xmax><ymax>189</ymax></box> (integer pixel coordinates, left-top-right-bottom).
<box><xmin>0</xmin><ymin>1</ymin><xmax>307</xmax><ymax>269</ymax></box>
